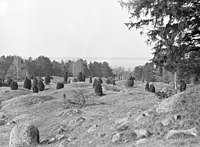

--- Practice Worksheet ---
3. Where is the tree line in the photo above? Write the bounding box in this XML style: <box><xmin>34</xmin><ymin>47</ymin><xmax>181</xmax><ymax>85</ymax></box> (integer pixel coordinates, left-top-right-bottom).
<box><xmin>0</xmin><ymin>55</ymin><xmax>115</xmax><ymax>80</ymax></box>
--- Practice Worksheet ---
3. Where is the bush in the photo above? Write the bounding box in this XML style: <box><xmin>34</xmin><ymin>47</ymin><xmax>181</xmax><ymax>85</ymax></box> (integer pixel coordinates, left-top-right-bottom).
<box><xmin>64</xmin><ymin>72</ymin><xmax>68</xmax><ymax>83</ymax></box>
<box><xmin>23</xmin><ymin>77</ymin><xmax>32</xmax><ymax>90</ymax></box>
<box><xmin>149</xmin><ymin>84</ymin><xmax>155</xmax><ymax>93</ymax></box>
<box><xmin>180</xmin><ymin>80</ymin><xmax>186</xmax><ymax>92</ymax></box>
<box><xmin>10</xmin><ymin>81</ymin><xmax>18</xmax><ymax>90</ymax></box>
<box><xmin>106</xmin><ymin>78</ymin><xmax>111</xmax><ymax>84</ymax></box>
<box><xmin>125</xmin><ymin>76</ymin><xmax>135</xmax><ymax>87</ymax></box>
<box><xmin>33</xmin><ymin>78</ymin><xmax>38</xmax><ymax>86</ymax></box>
<box><xmin>45</xmin><ymin>74</ymin><xmax>51</xmax><ymax>85</ymax></box>
<box><xmin>145</xmin><ymin>82</ymin><xmax>149</xmax><ymax>91</ymax></box>
<box><xmin>94</xmin><ymin>82</ymin><xmax>103</xmax><ymax>96</ymax></box>
<box><xmin>32</xmin><ymin>84</ymin><xmax>38</xmax><ymax>93</ymax></box>
<box><xmin>38</xmin><ymin>80</ymin><xmax>45</xmax><ymax>91</ymax></box>
<box><xmin>89</xmin><ymin>76</ymin><xmax>92</xmax><ymax>83</ymax></box>
<box><xmin>56</xmin><ymin>82</ymin><xmax>64</xmax><ymax>89</ymax></box>
<box><xmin>99</xmin><ymin>77</ymin><xmax>103</xmax><ymax>84</ymax></box>
<box><xmin>93</xmin><ymin>78</ymin><xmax>99</xmax><ymax>88</ymax></box>
<box><xmin>7</xmin><ymin>77</ymin><xmax>13</xmax><ymax>86</ymax></box>
<box><xmin>72</xmin><ymin>78</ymin><xmax>77</xmax><ymax>83</ymax></box>
<box><xmin>77</xmin><ymin>72</ymin><xmax>85</xmax><ymax>82</ymax></box>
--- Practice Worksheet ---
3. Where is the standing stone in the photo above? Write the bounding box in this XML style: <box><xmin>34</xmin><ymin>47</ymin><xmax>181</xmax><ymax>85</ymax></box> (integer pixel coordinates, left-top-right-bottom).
<box><xmin>9</xmin><ymin>123</ymin><xmax>40</xmax><ymax>147</ymax></box>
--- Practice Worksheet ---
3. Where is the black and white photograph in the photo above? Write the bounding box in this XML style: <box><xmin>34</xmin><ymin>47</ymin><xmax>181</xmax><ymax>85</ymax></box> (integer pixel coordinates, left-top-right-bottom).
<box><xmin>0</xmin><ymin>0</ymin><xmax>200</xmax><ymax>146</ymax></box>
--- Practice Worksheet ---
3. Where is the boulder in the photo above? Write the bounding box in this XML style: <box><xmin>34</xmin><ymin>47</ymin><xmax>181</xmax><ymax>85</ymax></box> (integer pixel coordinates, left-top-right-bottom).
<box><xmin>9</xmin><ymin>123</ymin><xmax>39</xmax><ymax>147</ymax></box>
<box><xmin>134</xmin><ymin>129</ymin><xmax>152</xmax><ymax>138</ymax></box>
<box><xmin>156</xmin><ymin>92</ymin><xmax>183</xmax><ymax>114</ymax></box>
<box><xmin>166</xmin><ymin>128</ymin><xmax>197</xmax><ymax>139</ymax></box>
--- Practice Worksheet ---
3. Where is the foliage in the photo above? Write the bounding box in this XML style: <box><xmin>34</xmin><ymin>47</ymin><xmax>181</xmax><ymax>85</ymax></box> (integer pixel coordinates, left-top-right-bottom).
<box><xmin>23</xmin><ymin>77</ymin><xmax>32</xmax><ymax>90</ymax></box>
<box><xmin>38</xmin><ymin>80</ymin><xmax>45</xmax><ymax>91</ymax></box>
<box><xmin>89</xmin><ymin>76</ymin><xmax>92</xmax><ymax>83</ymax></box>
<box><xmin>77</xmin><ymin>72</ymin><xmax>85</xmax><ymax>82</ymax></box>
<box><xmin>10</xmin><ymin>81</ymin><xmax>18</xmax><ymax>90</ymax></box>
<box><xmin>64</xmin><ymin>72</ymin><xmax>68</xmax><ymax>83</ymax></box>
<box><xmin>45</xmin><ymin>74</ymin><xmax>51</xmax><ymax>85</ymax></box>
<box><xmin>56</xmin><ymin>82</ymin><xmax>64</xmax><ymax>89</ymax></box>
<box><xmin>120</xmin><ymin>0</ymin><xmax>200</xmax><ymax>85</ymax></box>
<box><xmin>94</xmin><ymin>82</ymin><xmax>103</xmax><ymax>96</ymax></box>
<box><xmin>32</xmin><ymin>85</ymin><xmax>38</xmax><ymax>93</ymax></box>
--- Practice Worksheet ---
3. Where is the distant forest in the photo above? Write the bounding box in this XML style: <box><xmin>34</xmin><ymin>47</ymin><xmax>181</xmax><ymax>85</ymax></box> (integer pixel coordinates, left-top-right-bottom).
<box><xmin>0</xmin><ymin>55</ymin><xmax>115</xmax><ymax>80</ymax></box>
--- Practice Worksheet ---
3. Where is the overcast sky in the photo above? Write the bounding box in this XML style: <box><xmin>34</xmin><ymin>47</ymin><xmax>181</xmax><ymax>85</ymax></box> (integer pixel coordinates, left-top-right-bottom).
<box><xmin>0</xmin><ymin>0</ymin><xmax>153</xmax><ymax>68</ymax></box>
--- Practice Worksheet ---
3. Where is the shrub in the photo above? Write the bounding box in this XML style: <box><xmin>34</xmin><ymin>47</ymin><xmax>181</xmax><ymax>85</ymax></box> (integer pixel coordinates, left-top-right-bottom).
<box><xmin>33</xmin><ymin>78</ymin><xmax>38</xmax><ymax>86</ymax></box>
<box><xmin>37</xmin><ymin>80</ymin><xmax>45</xmax><ymax>91</ymax></box>
<box><xmin>89</xmin><ymin>76</ymin><xmax>92</xmax><ymax>83</ymax></box>
<box><xmin>56</xmin><ymin>82</ymin><xmax>64</xmax><ymax>89</ymax></box>
<box><xmin>94</xmin><ymin>82</ymin><xmax>103</xmax><ymax>96</ymax></box>
<box><xmin>32</xmin><ymin>85</ymin><xmax>38</xmax><ymax>93</ymax></box>
<box><xmin>149</xmin><ymin>84</ymin><xmax>155</xmax><ymax>93</ymax></box>
<box><xmin>99</xmin><ymin>77</ymin><xmax>103</xmax><ymax>84</ymax></box>
<box><xmin>93</xmin><ymin>78</ymin><xmax>99</xmax><ymax>88</ymax></box>
<box><xmin>64</xmin><ymin>72</ymin><xmax>68</xmax><ymax>83</ymax></box>
<box><xmin>77</xmin><ymin>72</ymin><xmax>85</xmax><ymax>82</ymax></box>
<box><xmin>106</xmin><ymin>78</ymin><xmax>111</xmax><ymax>84</ymax></box>
<box><xmin>45</xmin><ymin>74</ymin><xmax>51</xmax><ymax>85</ymax></box>
<box><xmin>145</xmin><ymin>82</ymin><xmax>149</xmax><ymax>91</ymax></box>
<box><xmin>180</xmin><ymin>80</ymin><xmax>186</xmax><ymax>92</ymax></box>
<box><xmin>10</xmin><ymin>81</ymin><xmax>18</xmax><ymax>90</ymax></box>
<box><xmin>7</xmin><ymin>77</ymin><xmax>13</xmax><ymax>86</ymax></box>
<box><xmin>72</xmin><ymin>78</ymin><xmax>77</xmax><ymax>83</ymax></box>
<box><xmin>125</xmin><ymin>76</ymin><xmax>135</xmax><ymax>87</ymax></box>
<box><xmin>23</xmin><ymin>77</ymin><xmax>32</xmax><ymax>90</ymax></box>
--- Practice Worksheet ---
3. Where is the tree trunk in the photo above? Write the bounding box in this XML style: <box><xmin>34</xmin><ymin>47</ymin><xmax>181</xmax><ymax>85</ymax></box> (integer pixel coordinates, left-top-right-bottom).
<box><xmin>173</xmin><ymin>71</ymin><xmax>177</xmax><ymax>94</ymax></box>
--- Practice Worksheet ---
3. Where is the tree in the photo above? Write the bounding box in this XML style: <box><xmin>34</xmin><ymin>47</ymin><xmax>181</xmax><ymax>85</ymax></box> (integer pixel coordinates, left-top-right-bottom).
<box><xmin>120</xmin><ymin>0</ymin><xmax>200</xmax><ymax>91</ymax></box>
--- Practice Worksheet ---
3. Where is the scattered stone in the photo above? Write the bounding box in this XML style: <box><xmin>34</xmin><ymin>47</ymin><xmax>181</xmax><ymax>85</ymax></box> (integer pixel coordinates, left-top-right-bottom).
<box><xmin>116</xmin><ymin>123</ymin><xmax>129</xmax><ymax>131</ymax></box>
<box><xmin>111</xmin><ymin>133</ymin><xmax>121</xmax><ymax>143</ymax></box>
<box><xmin>58</xmin><ymin>139</ymin><xmax>69</xmax><ymax>147</ymax></box>
<box><xmin>56</xmin><ymin>134</ymin><xmax>67</xmax><ymax>141</ymax></box>
<box><xmin>48</xmin><ymin>137</ymin><xmax>56</xmax><ymax>144</ymax></box>
<box><xmin>40</xmin><ymin>139</ymin><xmax>49</xmax><ymax>145</ymax></box>
<box><xmin>115</xmin><ymin>117</ymin><xmax>129</xmax><ymax>124</ymax></box>
<box><xmin>166</xmin><ymin>128</ymin><xmax>197</xmax><ymax>139</ymax></box>
<box><xmin>161</xmin><ymin>118</ymin><xmax>172</xmax><ymax>126</ymax></box>
<box><xmin>174</xmin><ymin>114</ymin><xmax>182</xmax><ymax>121</ymax></box>
<box><xmin>98</xmin><ymin>132</ymin><xmax>106</xmax><ymax>138</ymax></box>
<box><xmin>87</xmin><ymin>124</ymin><xmax>99</xmax><ymax>133</ymax></box>
<box><xmin>136</xmin><ymin>138</ymin><xmax>148</xmax><ymax>145</ymax></box>
<box><xmin>0</xmin><ymin>119</ymin><xmax>6</xmax><ymax>126</ymax></box>
<box><xmin>9</xmin><ymin>123</ymin><xmax>40</xmax><ymax>147</ymax></box>
<box><xmin>134</xmin><ymin>129</ymin><xmax>152</xmax><ymax>138</ymax></box>
<box><xmin>156</xmin><ymin>93</ymin><xmax>182</xmax><ymax>114</ymax></box>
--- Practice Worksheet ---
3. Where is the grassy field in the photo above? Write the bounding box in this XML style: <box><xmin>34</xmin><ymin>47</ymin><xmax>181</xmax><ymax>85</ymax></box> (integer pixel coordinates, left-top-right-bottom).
<box><xmin>1</xmin><ymin>77</ymin><xmax>200</xmax><ymax>147</ymax></box>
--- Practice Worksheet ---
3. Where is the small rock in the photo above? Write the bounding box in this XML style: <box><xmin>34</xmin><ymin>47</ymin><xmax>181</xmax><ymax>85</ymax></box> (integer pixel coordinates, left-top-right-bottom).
<box><xmin>111</xmin><ymin>133</ymin><xmax>121</xmax><ymax>143</ymax></box>
<box><xmin>87</xmin><ymin>124</ymin><xmax>98</xmax><ymax>133</ymax></box>
<box><xmin>98</xmin><ymin>132</ymin><xmax>106</xmax><ymax>138</ymax></box>
<box><xmin>56</xmin><ymin>134</ymin><xmax>67</xmax><ymax>141</ymax></box>
<box><xmin>0</xmin><ymin>119</ymin><xmax>6</xmax><ymax>126</ymax></box>
<box><xmin>115</xmin><ymin>117</ymin><xmax>129</xmax><ymax>124</ymax></box>
<box><xmin>116</xmin><ymin>123</ymin><xmax>129</xmax><ymax>131</ymax></box>
<box><xmin>136</xmin><ymin>138</ymin><xmax>148</xmax><ymax>145</ymax></box>
<box><xmin>161</xmin><ymin>118</ymin><xmax>171</xmax><ymax>126</ymax></box>
<box><xmin>166</xmin><ymin>128</ymin><xmax>197</xmax><ymax>139</ymax></box>
<box><xmin>48</xmin><ymin>137</ymin><xmax>56</xmax><ymax>144</ymax></box>
<box><xmin>58</xmin><ymin>139</ymin><xmax>69</xmax><ymax>147</ymax></box>
<box><xmin>40</xmin><ymin>139</ymin><xmax>49</xmax><ymax>145</ymax></box>
<box><xmin>134</xmin><ymin>129</ymin><xmax>152</xmax><ymax>138</ymax></box>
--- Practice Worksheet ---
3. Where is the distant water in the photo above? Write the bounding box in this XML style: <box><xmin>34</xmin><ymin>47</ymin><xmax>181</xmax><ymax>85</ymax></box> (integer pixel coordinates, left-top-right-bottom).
<box><xmin>50</xmin><ymin>57</ymin><xmax>152</xmax><ymax>70</ymax></box>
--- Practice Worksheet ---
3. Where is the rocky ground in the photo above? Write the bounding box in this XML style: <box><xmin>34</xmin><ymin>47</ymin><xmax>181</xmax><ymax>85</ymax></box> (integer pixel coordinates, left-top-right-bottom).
<box><xmin>1</xmin><ymin>77</ymin><xmax>200</xmax><ymax>147</ymax></box>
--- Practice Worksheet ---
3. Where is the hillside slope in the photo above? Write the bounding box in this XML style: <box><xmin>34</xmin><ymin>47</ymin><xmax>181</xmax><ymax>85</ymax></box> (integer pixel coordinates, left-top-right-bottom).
<box><xmin>0</xmin><ymin>78</ymin><xmax>200</xmax><ymax>147</ymax></box>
